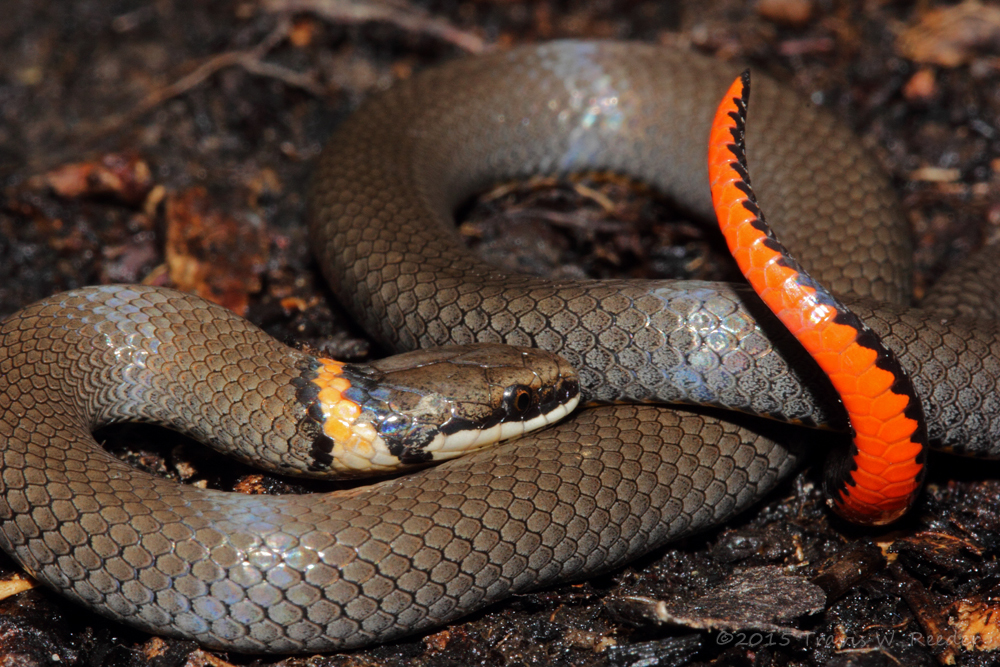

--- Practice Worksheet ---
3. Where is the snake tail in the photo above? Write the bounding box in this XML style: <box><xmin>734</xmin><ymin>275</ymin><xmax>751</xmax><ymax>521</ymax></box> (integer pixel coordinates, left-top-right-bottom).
<box><xmin>707</xmin><ymin>71</ymin><xmax>926</xmax><ymax>525</ymax></box>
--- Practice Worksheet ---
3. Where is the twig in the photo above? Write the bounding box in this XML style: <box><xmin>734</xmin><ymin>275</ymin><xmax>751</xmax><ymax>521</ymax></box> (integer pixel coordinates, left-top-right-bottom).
<box><xmin>69</xmin><ymin>17</ymin><xmax>320</xmax><ymax>155</ymax></box>
<box><xmin>240</xmin><ymin>58</ymin><xmax>325</xmax><ymax>96</ymax></box>
<box><xmin>263</xmin><ymin>0</ymin><xmax>487</xmax><ymax>53</ymax></box>
<box><xmin>122</xmin><ymin>17</ymin><xmax>323</xmax><ymax>123</ymax></box>
<box><xmin>46</xmin><ymin>1</ymin><xmax>485</xmax><ymax>168</ymax></box>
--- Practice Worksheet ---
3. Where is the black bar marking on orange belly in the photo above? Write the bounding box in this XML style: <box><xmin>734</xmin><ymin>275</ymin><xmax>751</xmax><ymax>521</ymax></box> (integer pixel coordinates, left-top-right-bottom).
<box><xmin>835</xmin><ymin>314</ymin><xmax>928</xmax><ymax>455</ymax></box>
<box><xmin>720</xmin><ymin>69</ymin><xmax>926</xmax><ymax>521</ymax></box>
<box><xmin>723</xmin><ymin>71</ymin><xmax>926</xmax><ymax>500</ymax></box>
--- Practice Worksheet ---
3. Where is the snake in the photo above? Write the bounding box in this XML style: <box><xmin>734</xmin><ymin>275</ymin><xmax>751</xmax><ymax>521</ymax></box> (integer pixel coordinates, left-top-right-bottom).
<box><xmin>1</xmin><ymin>40</ymin><xmax>999</xmax><ymax>654</ymax></box>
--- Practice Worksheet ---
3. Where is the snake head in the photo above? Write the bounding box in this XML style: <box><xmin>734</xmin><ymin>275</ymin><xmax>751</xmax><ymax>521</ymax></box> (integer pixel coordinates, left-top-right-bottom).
<box><xmin>300</xmin><ymin>343</ymin><xmax>579</xmax><ymax>475</ymax></box>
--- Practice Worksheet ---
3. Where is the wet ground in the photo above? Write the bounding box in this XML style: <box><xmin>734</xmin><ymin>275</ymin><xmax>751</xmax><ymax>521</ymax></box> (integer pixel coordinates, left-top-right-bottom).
<box><xmin>2</xmin><ymin>1</ymin><xmax>1000</xmax><ymax>665</ymax></box>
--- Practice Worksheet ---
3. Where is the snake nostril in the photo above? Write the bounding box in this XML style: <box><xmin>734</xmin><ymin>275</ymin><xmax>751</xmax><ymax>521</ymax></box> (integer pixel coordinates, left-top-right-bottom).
<box><xmin>557</xmin><ymin>378</ymin><xmax>580</xmax><ymax>403</ymax></box>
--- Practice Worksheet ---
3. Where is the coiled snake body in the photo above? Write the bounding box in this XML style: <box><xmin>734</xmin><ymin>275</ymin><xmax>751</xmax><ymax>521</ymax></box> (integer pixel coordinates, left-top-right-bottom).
<box><xmin>1</xmin><ymin>41</ymin><xmax>999</xmax><ymax>653</ymax></box>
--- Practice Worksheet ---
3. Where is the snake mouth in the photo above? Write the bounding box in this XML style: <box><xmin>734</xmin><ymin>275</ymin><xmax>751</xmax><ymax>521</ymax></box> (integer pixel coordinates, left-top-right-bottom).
<box><xmin>433</xmin><ymin>377</ymin><xmax>582</xmax><ymax>456</ymax></box>
<box><xmin>384</xmin><ymin>373</ymin><xmax>582</xmax><ymax>463</ymax></box>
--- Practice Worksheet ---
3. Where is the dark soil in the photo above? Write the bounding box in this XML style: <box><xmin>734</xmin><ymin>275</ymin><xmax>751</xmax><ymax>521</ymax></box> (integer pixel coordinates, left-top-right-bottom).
<box><xmin>1</xmin><ymin>1</ymin><xmax>1000</xmax><ymax>665</ymax></box>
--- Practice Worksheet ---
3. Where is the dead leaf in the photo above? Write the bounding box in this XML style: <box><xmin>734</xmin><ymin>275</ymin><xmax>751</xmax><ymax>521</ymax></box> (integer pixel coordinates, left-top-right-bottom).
<box><xmin>41</xmin><ymin>152</ymin><xmax>153</xmax><ymax>205</ymax></box>
<box><xmin>165</xmin><ymin>187</ymin><xmax>268</xmax><ymax>316</ymax></box>
<box><xmin>898</xmin><ymin>0</ymin><xmax>1000</xmax><ymax>67</ymax></box>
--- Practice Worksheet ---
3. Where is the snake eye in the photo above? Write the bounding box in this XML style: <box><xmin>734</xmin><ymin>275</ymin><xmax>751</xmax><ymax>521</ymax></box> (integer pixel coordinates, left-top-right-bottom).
<box><xmin>503</xmin><ymin>384</ymin><xmax>536</xmax><ymax>417</ymax></box>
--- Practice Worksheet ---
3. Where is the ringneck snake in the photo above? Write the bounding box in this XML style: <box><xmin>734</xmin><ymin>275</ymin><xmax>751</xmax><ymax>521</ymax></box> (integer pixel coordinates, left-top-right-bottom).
<box><xmin>1</xmin><ymin>41</ymin><xmax>999</xmax><ymax>653</ymax></box>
